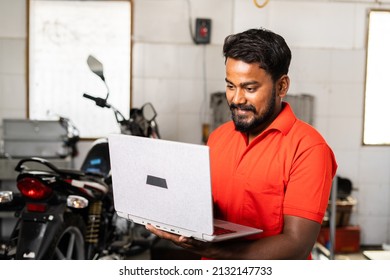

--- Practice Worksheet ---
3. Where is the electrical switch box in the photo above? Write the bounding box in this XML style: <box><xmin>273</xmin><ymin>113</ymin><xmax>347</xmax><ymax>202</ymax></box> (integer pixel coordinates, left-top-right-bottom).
<box><xmin>194</xmin><ymin>18</ymin><xmax>211</xmax><ymax>44</ymax></box>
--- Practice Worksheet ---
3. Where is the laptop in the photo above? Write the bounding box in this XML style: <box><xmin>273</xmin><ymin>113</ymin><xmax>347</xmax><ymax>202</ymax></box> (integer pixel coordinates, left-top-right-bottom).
<box><xmin>108</xmin><ymin>134</ymin><xmax>262</xmax><ymax>242</ymax></box>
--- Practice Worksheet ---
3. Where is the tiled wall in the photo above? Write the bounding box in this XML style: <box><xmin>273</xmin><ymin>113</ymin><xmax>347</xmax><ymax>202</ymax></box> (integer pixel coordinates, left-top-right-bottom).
<box><xmin>1</xmin><ymin>0</ymin><xmax>389</xmax><ymax>245</ymax></box>
<box><xmin>0</xmin><ymin>0</ymin><xmax>27</xmax><ymax>140</ymax></box>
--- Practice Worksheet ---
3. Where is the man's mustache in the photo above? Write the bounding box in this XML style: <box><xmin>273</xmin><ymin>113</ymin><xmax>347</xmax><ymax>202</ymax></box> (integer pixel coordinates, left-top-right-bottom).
<box><xmin>230</xmin><ymin>103</ymin><xmax>256</xmax><ymax>113</ymax></box>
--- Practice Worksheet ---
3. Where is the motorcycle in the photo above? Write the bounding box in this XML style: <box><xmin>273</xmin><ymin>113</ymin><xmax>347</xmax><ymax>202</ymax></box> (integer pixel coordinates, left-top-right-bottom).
<box><xmin>0</xmin><ymin>55</ymin><xmax>159</xmax><ymax>259</ymax></box>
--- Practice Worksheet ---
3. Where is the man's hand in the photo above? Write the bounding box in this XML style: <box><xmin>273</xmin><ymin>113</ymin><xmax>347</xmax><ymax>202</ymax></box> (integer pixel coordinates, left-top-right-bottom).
<box><xmin>145</xmin><ymin>224</ymin><xmax>211</xmax><ymax>255</ymax></box>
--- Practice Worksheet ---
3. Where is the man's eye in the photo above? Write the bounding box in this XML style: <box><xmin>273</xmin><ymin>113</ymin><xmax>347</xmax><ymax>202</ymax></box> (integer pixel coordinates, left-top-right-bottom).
<box><xmin>246</xmin><ymin>87</ymin><xmax>256</xmax><ymax>92</ymax></box>
<box><xmin>226</xmin><ymin>84</ymin><xmax>234</xmax><ymax>90</ymax></box>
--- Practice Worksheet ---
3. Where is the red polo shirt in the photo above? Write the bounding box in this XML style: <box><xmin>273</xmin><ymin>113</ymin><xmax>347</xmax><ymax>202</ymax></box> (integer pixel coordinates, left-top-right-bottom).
<box><xmin>207</xmin><ymin>102</ymin><xmax>337</xmax><ymax>239</ymax></box>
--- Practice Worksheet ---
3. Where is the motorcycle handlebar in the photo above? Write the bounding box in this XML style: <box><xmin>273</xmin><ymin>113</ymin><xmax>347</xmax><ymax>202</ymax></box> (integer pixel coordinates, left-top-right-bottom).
<box><xmin>83</xmin><ymin>93</ymin><xmax>111</xmax><ymax>108</ymax></box>
<box><xmin>83</xmin><ymin>93</ymin><xmax>160</xmax><ymax>138</ymax></box>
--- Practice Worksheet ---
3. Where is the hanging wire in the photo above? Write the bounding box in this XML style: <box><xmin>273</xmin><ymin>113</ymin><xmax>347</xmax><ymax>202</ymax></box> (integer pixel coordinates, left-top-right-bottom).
<box><xmin>186</xmin><ymin>0</ymin><xmax>197</xmax><ymax>43</ymax></box>
<box><xmin>185</xmin><ymin>0</ymin><xmax>210</xmax><ymax>140</ymax></box>
<box><xmin>253</xmin><ymin>0</ymin><xmax>270</xmax><ymax>9</ymax></box>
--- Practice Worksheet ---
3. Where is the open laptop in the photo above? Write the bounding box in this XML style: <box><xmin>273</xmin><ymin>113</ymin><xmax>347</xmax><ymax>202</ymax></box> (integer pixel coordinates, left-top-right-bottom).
<box><xmin>108</xmin><ymin>134</ymin><xmax>262</xmax><ymax>242</ymax></box>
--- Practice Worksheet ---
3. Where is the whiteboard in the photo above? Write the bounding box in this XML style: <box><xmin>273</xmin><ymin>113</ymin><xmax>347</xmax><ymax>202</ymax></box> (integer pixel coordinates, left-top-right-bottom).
<box><xmin>29</xmin><ymin>0</ymin><xmax>131</xmax><ymax>139</ymax></box>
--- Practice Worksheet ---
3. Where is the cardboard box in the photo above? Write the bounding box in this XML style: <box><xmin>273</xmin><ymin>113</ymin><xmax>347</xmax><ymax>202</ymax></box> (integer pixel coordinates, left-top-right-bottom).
<box><xmin>317</xmin><ymin>226</ymin><xmax>360</xmax><ymax>253</ymax></box>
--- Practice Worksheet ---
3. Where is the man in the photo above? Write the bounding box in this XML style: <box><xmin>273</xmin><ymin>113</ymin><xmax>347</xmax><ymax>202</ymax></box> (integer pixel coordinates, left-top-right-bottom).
<box><xmin>146</xmin><ymin>28</ymin><xmax>337</xmax><ymax>259</ymax></box>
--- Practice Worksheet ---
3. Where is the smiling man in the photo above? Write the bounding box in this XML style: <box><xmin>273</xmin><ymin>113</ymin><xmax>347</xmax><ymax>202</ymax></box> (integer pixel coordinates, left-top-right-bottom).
<box><xmin>147</xmin><ymin>28</ymin><xmax>337</xmax><ymax>260</ymax></box>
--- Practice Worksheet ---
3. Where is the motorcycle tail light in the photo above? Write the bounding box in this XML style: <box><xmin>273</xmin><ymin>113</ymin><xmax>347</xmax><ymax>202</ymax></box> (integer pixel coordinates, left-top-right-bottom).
<box><xmin>17</xmin><ymin>177</ymin><xmax>53</xmax><ymax>200</ymax></box>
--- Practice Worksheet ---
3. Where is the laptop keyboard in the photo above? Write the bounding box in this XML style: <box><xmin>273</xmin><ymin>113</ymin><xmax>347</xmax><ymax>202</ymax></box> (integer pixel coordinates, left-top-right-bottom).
<box><xmin>213</xmin><ymin>226</ymin><xmax>236</xmax><ymax>235</ymax></box>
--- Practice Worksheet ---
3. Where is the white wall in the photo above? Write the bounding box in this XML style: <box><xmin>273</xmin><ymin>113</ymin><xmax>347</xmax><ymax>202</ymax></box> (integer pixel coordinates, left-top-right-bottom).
<box><xmin>1</xmin><ymin>0</ymin><xmax>389</xmax><ymax>246</ymax></box>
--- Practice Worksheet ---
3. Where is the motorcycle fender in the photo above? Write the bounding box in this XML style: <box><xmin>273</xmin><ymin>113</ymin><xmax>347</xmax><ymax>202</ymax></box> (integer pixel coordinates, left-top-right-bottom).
<box><xmin>16</xmin><ymin>206</ymin><xmax>65</xmax><ymax>259</ymax></box>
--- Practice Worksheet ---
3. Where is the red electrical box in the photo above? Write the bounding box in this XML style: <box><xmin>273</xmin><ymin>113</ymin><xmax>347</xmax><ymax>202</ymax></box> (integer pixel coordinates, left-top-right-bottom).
<box><xmin>194</xmin><ymin>18</ymin><xmax>211</xmax><ymax>44</ymax></box>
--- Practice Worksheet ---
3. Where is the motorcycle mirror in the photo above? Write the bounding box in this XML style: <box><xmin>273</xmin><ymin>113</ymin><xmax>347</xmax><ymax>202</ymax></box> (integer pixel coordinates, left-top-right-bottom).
<box><xmin>142</xmin><ymin>103</ymin><xmax>157</xmax><ymax>122</ymax></box>
<box><xmin>87</xmin><ymin>55</ymin><xmax>105</xmax><ymax>81</ymax></box>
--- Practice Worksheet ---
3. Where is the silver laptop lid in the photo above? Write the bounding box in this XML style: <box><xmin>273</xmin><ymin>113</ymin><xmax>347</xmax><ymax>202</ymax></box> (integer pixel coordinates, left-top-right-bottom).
<box><xmin>108</xmin><ymin>134</ymin><xmax>214</xmax><ymax>235</ymax></box>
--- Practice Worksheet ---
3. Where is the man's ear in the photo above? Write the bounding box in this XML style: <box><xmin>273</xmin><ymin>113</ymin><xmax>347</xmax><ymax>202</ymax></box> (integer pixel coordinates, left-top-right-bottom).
<box><xmin>277</xmin><ymin>75</ymin><xmax>290</xmax><ymax>98</ymax></box>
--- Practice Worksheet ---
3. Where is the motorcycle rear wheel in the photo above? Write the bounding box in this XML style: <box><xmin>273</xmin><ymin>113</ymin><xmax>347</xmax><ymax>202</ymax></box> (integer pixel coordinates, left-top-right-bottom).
<box><xmin>45</xmin><ymin>214</ymin><xmax>86</xmax><ymax>260</ymax></box>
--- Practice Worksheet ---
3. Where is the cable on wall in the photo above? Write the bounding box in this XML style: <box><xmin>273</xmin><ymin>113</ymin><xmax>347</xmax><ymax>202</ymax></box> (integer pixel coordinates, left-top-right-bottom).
<box><xmin>186</xmin><ymin>0</ymin><xmax>197</xmax><ymax>44</ymax></box>
<box><xmin>253</xmin><ymin>0</ymin><xmax>270</xmax><ymax>9</ymax></box>
<box><xmin>186</xmin><ymin>0</ymin><xmax>210</xmax><ymax>143</ymax></box>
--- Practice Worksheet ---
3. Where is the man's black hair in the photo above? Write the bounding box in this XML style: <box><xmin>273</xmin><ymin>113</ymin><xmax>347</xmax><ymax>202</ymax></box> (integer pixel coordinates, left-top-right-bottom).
<box><xmin>223</xmin><ymin>28</ymin><xmax>292</xmax><ymax>82</ymax></box>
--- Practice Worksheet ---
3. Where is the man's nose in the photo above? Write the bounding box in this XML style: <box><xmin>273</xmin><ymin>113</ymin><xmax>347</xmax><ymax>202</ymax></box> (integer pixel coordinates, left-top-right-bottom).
<box><xmin>232</xmin><ymin>89</ymin><xmax>246</xmax><ymax>104</ymax></box>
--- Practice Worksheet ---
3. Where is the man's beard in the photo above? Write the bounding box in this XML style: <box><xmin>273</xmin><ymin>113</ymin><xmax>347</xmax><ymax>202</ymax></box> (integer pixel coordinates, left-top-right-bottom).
<box><xmin>230</xmin><ymin>88</ymin><xmax>276</xmax><ymax>133</ymax></box>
